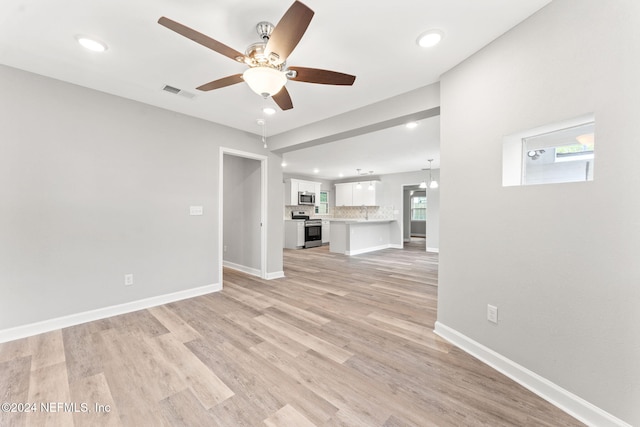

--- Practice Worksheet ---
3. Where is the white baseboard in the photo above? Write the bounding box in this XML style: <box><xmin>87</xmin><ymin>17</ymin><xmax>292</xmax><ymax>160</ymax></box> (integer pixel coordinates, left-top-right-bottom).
<box><xmin>223</xmin><ymin>260</ymin><xmax>261</xmax><ymax>277</ymax></box>
<box><xmin>346</xmin><ymin>243</ymin><xmax>404</xmax><ymax>256</ymax></box>
<box><xmin>0</xmin><ymin>283</ymin><xmax>221</xmax><ymax>344</ymax></box>
<box><xmin>265</xmin><ymin>271</ymin><xmax>285</xmax><ymax>280</ymax></box>
<box><xmin>346</xmin><ymin>244</ymin><xmax>391</xmax><ymax>256</ymax></box>
<box><xmin>427</xmin><ymin>247</ymin><xmax>440</xmax><ymax>253</ymax></box>
<box><xmin>222</xmin><ymin>261</ymin><xmax>284</xmax><ymax>281</ymax></box>
<box><xmin>433</xmin><ymin>322</ymin><xmax>631</xmax><ymax>427</ymax></box>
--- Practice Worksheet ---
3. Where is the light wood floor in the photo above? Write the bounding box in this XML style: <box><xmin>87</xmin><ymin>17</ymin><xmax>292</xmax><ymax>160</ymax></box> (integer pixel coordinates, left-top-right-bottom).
<box><xmin>0</xmin><ymin>240</ymin><xmax>584</xmax><ymax>426</ymax></box>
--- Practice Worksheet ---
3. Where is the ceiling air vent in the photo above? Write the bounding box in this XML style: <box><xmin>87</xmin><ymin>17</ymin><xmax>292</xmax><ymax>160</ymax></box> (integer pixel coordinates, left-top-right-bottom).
<box><xmin>162</xmin><ymin>85</ymin><xmax>196</xmax><ymax>99</ymax></box>
<box><xmin>162</xmin><ymin>84</ymin><xmax>181</xmax><ymax>94</ymax></box>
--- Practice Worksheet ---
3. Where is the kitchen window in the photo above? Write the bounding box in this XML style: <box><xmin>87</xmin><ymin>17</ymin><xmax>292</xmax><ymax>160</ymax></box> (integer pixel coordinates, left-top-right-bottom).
<box><xmin>315</xmin><ymin>190</ymin><xmax>329</xmax><ymax>215</ymax></box>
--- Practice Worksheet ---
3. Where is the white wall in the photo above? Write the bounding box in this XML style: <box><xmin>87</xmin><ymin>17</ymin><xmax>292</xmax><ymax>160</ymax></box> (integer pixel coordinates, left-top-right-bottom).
<box><xmin>438</xmin><ymin>1</ymin><xmax>640</xmax><ymax>425</ymax></box>
<box><xmin>0</xmin><ymin>64</ymin><xmax>283</xmax><ymax>334</ymax></box>
<box><xmin>223</xmin><ymin>155</ymin><xmax>261</xmax><ymax>272</ymax></box>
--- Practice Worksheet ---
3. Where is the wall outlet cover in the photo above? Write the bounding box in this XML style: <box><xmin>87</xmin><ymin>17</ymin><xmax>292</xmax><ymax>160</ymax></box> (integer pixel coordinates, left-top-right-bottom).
<box><xmin>189</xmin><ymin>206</ymin><xmax>204</xmax><ymax>216</ymax></box>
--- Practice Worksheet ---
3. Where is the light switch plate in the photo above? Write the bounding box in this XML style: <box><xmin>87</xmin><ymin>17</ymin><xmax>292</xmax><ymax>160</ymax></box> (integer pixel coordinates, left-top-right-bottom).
<box><xmin>190</xmin><ymin>206</ymin><xmax>204</xmax><ymax>216</ymax></box>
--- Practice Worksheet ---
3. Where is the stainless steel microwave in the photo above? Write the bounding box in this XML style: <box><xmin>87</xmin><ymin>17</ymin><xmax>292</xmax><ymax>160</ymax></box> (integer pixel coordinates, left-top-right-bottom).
<box><xmin>298</xmin><ymin>191</ymin><xmax>315</xmax><ymax>205</ymax></box>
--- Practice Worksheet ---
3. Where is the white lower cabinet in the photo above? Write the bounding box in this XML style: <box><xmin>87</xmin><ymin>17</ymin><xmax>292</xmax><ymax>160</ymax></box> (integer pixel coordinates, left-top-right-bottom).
<box><xmin>322</xmin><ymin>220</ymin><xmax>330</xmax><ymax>244</ymax></box>
<box><xmin>284</xmin><ymin>220</ymin><xmax>305</xmax><ymax>249</ymax></box>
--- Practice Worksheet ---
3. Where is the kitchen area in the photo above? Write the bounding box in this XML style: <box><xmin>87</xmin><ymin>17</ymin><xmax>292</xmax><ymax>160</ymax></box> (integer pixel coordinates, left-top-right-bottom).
<box><xmin>283</xmin><ymin>177</ymin><xmax>399</xmax><ymax>255</ymax></box>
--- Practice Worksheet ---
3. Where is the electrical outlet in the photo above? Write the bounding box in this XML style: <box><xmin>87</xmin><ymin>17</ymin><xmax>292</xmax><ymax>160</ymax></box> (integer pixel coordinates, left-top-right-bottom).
<box><xmin>124</xmin><ymin>274</ymin><xmax>134</xmax><ymax>286</ymax></box>
<box><xmin>487</xmin><ymin>304</ymin><xmax>498</xmax><ymax>324</ymax></box>
<box><xmin>189</xmin><ymin>205</ymin><xmax>203</xmax><ymax>216</ymax></box>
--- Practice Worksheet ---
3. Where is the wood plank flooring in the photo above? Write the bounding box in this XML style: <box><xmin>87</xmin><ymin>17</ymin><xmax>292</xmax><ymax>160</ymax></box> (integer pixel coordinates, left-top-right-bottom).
<box><xmin>0</xmin><ymin>240</ymin><xmax>585</xmax><ymax>426</ymax></box>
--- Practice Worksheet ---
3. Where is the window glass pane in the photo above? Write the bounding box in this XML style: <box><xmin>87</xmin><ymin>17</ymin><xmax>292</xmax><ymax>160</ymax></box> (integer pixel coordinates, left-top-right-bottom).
<box><xmin>522</xmin><ymin>121</ymin><xmax>594</xmax><ymax>185</ymax></box>
<box><xmin>411</xmin><ymin>196</ymin><xmax>427</xmax><ymax>220</ymax></box>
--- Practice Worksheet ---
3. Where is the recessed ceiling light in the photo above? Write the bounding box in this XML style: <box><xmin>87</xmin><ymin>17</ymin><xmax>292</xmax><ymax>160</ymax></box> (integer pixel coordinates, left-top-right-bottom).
<box><xmin>338</xmin><ymin>173</ymin><xmax>344</xmax><ymax>178</ymax></box>
<box><xmin>263</xmin><ymin>107</ymin><xmax>276</xmax><ymax>115</ymax></box>
<box><xmin>313</xmin><ymin>168</ymin><xmax>319</xmax><ymax>174</ymax></box>
<box><xmin>281</xmin><ymin>160</ymin><xmax>287</xmax><ymax>167</ymax></box>
<box><xmin>406</xmin><ymin>121</ymin><xmax>418</xmax><ymax>129</ymax></box>
<box><xmin>416</xmin><ymin>29</ymin><xmax>444</xmax><ymax>48</ymax></box>
<box><xmin>76</xmin><ymin>35</ymin><xmax>108</xmax><ymax>52</ymax></box>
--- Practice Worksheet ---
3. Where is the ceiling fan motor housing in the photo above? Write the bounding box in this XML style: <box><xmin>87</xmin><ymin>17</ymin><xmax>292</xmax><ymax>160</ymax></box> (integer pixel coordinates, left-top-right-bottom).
<box><xmin>256</xmin><ymin>21</ymin><xmax>274</xmax><ymax>41</ymax></box>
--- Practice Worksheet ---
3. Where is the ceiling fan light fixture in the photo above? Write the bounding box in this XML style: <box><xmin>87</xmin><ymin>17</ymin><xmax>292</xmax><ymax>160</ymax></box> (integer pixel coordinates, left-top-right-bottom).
<box><xmin>262</xmin><ymin>107</ymin><xmax>276</xmax><ymax>115</ymax></box>
<box><xmin>243</xmin><ymin>67</ymin><xmax>287</xmax><ymax>98</ymax></box>
<box><xmin>76</xmin><ymin>35</ymin><xmax>108</xmax><ymax>52</ymax></box>
<box><xmin>416</xmin><ymin>29</ymin><xmax>444</xmax><ymax>48</ymax></box>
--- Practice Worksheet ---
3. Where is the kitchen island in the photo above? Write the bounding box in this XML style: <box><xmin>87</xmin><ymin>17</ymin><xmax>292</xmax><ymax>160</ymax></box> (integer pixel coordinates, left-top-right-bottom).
<box><xmin>329</xmin><ymin>219</ymin><xmax>398</xmax><ymax>255</ymax></box>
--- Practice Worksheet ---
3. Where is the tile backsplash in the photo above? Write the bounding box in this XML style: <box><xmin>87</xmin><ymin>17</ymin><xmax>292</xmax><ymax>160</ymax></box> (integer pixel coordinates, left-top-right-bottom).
<box><xmin>285</xmin><ymin>205</ymin><xmax>394</xmax><ymax>220</ymax></box>
<box><xmin>333</xmin><ymin>206</ymin><xmax>394</xmax><ymax>220</ymax></box>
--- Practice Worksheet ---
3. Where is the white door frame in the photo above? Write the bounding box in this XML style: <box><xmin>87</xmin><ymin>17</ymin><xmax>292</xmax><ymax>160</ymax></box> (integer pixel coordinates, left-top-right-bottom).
<box><xmin>219</xmin><ymin>147</ymin><xmax>268</xmax><ymax>287</ymax></box>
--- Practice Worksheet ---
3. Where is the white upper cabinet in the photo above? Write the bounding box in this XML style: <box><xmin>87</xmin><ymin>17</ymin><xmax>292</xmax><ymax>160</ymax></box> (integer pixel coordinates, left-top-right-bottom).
<box><xmin>335</xmin><ymin>182</ymin><xmax>377</xmax><ymax>206</ymax></box>
<box><xmin>335</xmin><ymin>183</ymin><xmax>353</xmax><ymax>206</ymax></box>
<box><xmin>285</xmin><ymin>178</ymin><xmax>322</xmax><ymax>206</ymax></box>
<box><xmin>313</xmin><ymin>182</ymin><xmax>322</xmax><ymax>206</ymax></box>
<box><xmin>298</xmin><ymin>181</ymin><xmax>316</xmax><ymax>193</ymax></box>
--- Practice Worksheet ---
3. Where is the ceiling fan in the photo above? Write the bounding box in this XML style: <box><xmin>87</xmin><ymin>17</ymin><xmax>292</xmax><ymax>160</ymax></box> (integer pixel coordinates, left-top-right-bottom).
<box><xmin>158</xmin><ymin>1</ymin><xmax>356</xmax><ymax>111</ymax></box>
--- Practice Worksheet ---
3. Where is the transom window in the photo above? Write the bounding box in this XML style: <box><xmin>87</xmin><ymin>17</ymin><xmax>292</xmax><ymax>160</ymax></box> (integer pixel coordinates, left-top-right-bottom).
<box><xmin>503</xmin><ymin>114</ymin><xmax>595</xmax><ymax>187</ymax></box>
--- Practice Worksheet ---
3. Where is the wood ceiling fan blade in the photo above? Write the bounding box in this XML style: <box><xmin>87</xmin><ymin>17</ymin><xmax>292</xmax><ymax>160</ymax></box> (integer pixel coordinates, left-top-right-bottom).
<box><xmin>288</xmin><ymin>67</ymin><xmax>356</xmax><ymax>85</ymax></box>
<box><xmin>265</xmin><ymin>1</ymin><xmax>314</xmax><ymax>63</ymax></box>
<box><xmin>158</xmin><ymin>17</ymin><xmax>245</xmax><ymax>62</ymax></box>
<box><xmin>196</xmin><ymin>74</ymin><xmax>244</xmax><ymax>91</ymax></box>
<box><xmin>272</xmin><ymin>87</ymin><xmax>294</xmax><ymax>110</ymax></box>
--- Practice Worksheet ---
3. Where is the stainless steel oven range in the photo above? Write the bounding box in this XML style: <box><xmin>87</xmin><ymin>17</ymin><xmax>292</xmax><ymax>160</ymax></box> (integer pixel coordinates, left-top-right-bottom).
<box><xmin>291</xmin><ymin>211</ymin><xmax>322</xmax><ymax>248</ymax></box>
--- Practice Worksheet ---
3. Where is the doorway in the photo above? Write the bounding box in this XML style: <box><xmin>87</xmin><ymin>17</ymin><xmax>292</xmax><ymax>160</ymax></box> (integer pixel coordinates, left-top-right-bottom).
<box><xmin>402</xmin><ymin>184</ymin><xmax>427</xmax><ymax>251</ymax></box>
<box><xmin>219</xmin><ymin>147</ymin><xmax>268</xmax><ymax>287</ymax></box>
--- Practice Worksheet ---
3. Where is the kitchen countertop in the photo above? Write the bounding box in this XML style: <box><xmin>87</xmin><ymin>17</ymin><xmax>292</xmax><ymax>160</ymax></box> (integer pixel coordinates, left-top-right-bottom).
<box><xmin>325</xmin><ymin>218</ymin><xmax>395</xmax><ymax>223</ymax></box>
<box><xmin>284</xmin><ymin>218</ymin><xmax>395</xmax><ymax>223</ymax></box>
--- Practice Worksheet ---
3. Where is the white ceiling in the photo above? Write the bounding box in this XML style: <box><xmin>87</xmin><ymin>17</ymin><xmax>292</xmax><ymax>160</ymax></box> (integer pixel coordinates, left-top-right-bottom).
<box><xmin>283</xmin><ymin>115</ymin><xmax>440</xmax><ymax>179</ymax></box>
<box><xmin>0</xmin><ymin>0</ymin><xmax>550</xmax><ymax>179</ymax></box>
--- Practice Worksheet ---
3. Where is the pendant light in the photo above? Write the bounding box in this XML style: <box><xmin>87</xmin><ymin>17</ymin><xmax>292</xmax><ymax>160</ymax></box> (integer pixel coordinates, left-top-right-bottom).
<box><xmin>257</xmin><ymin>119</ymin><xmax>267</xmax><ymax>149</ymax></box>
<box><xmin>427</xmin><ymin>159</ymin><xmax>438</xmax><ymax>189</ymax></box>
<box><xmin>355</xmin><ymin>169</ymin><xmax>362</xmax><ymax>189</ymax></box>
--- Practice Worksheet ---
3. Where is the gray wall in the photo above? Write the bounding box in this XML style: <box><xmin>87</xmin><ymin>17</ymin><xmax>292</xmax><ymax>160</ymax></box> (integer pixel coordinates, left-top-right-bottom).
<box><xmin>438</xmin><ymin>1</ymin><xmax>639</xmax><ymax>424</ymax></box>
<box><xmin>223</xmin><ymin>155</ymin><xmax>261</xmax><ymax>271</ymax></box>
<box><xmin>0</xmin><ymin>64</ymin><xmax>283</xmax><ymax>331</ymax></box>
